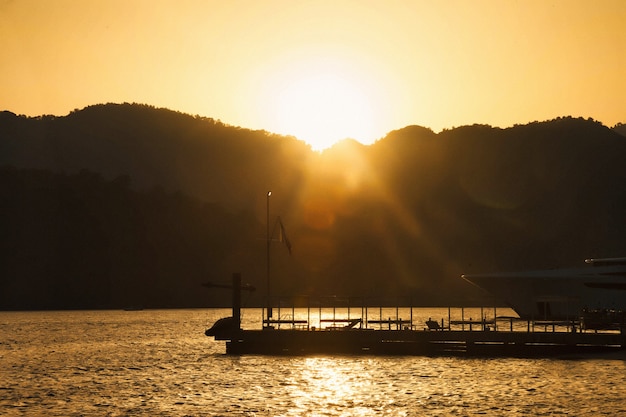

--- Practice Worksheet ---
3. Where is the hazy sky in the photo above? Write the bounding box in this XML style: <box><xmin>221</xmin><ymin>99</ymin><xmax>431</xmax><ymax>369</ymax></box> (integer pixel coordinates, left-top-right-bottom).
<box><xmin>1</xmin><ymin>0</ymin><xmax>625</xmax><ymax>150</ymax></box>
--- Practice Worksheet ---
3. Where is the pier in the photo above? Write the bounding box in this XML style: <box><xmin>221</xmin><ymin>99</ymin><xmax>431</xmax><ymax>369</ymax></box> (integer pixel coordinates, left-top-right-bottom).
<box><xmin>205</xmin><ymin>274</ymin><xmax>626</xmax><ymax>357</ymax></box>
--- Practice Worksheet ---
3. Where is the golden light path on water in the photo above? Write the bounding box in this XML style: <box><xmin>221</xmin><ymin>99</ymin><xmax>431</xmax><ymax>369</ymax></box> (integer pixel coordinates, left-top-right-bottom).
<box><xmin>297</xmin><ymin>357</ymin><xmax>370</xmax><ymax>414</ymax></box>
<box><xmin>2</xmin><ymin>309</ymin><xmax>626</xmax><ymax>416</ymax></box>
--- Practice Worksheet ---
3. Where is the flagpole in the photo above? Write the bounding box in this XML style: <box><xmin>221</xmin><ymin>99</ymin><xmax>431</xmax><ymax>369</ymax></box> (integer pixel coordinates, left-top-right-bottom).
<box><xmin>266</xmin><ymin>191</ymin><xmax>272</xmax><ymax>320</ymax></box>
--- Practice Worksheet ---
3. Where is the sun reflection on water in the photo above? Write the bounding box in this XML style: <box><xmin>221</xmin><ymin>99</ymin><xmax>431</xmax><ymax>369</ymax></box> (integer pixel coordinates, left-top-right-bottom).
<box><xmin>302</xmin><ymin>357</ymin><xmax>359</xmax><ymax>400</ymax></box>
<box><xmin>282</xmin><ymin>357</ymin><xmax>399</xmax><ymax>417</ymax></box>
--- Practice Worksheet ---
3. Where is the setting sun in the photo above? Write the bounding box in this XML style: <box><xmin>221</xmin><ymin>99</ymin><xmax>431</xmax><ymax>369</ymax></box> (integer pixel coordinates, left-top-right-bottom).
<box><xmin>1</xmin><ymin>1</ymin><xmax>624</xmax><ymax>146</ymax></box>
<box><xmin>259</xmin><ymin>57</ymin><xmax>387</xmax><ymax>151</ymax></box>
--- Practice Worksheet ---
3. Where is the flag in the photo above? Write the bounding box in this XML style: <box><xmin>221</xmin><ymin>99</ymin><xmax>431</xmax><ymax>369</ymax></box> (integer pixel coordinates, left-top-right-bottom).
<box><xmin>278</xmin><ymin>217</ymin><xmax>292</xmax><ymax>255</ymax></box>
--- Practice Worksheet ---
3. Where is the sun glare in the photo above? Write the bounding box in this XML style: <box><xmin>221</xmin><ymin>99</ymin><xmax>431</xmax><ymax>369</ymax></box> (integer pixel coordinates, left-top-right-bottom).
<box><xmin>262</xmin><ymin>59</ymin><xmax>384</xmax><ymax>151</ymax></box>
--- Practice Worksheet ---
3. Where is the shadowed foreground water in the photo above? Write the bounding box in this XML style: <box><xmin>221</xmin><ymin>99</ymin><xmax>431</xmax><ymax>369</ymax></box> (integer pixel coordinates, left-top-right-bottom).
<box><xmin>1</xmin><ymin>309</ymin><xmax>625</xmax><ymax>416</ymax></box>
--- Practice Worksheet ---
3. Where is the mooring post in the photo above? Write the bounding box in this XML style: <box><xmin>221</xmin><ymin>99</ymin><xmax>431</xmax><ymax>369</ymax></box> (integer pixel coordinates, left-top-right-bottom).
<box><xmin>232</xmin><ymin>273</ymin><xmax>242</xmax><ymax>329</ymax></box>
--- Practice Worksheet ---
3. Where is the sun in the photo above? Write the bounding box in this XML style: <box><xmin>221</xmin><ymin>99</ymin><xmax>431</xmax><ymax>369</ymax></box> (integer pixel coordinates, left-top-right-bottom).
<box><xmin>274</xmin><ymin>72</ymin><xmax>375</xmax><ymax>151</ymax></box>
<box><xmin>261</xmin><ymin>59</ymin><xmax>383</xmax><ymax>151</ymax></box>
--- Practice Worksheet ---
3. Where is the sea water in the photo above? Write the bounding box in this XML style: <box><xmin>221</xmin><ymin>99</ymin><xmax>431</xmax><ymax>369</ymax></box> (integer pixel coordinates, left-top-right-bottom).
<box><xmin>1</xmin><ymin>308</ymin><xmax>625</xmax><ymax>416</ymax></box>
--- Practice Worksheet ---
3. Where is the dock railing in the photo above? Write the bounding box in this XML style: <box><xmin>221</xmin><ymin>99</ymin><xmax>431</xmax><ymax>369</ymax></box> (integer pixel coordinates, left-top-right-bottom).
<box><xmin>259</xmin><ymin>296</ymin><xmax>622</xmax><ymax>335</ymax></box>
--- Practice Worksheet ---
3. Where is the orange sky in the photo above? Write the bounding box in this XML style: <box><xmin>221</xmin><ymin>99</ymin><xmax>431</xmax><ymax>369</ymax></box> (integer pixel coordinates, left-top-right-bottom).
<box><xmin>1</xmin><ymin>0</ymin><xmax>625</xmax><ymax>150</ymax></box>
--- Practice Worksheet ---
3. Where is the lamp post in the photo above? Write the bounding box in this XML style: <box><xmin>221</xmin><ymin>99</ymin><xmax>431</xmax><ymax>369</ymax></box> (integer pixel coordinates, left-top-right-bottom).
<box><xmin>266</xmin><ymin>191</ymin><xmax>272</xmax><ymax>319</ymax></box>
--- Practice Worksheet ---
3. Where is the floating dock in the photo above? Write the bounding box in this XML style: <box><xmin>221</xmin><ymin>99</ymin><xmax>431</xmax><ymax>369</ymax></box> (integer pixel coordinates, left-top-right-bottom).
<box><xmin>205</xmin><ymin>274</ymin><xmax>626</xmax><ymax>357</ymax></box>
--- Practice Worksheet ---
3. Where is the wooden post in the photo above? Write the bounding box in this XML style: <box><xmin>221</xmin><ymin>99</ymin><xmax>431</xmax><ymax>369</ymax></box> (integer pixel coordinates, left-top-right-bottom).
<box><xmin>462</xmin><ymin>307</ymin><xmax>465</xmax><ymax>331</ymax></box>
<box><xmin>232</xmin><ymin>273</ymin><xmax>242</xmax><ymax>329</ymax></box>
<box><xmin>493</xmin><ymin>304</ymin><xmax>497</xmax><ymax>332</ymax></box>
<box><xmin>481</xmin><ymin>306</ymin><xmax>484</xmax><ymax>331</ymax></box>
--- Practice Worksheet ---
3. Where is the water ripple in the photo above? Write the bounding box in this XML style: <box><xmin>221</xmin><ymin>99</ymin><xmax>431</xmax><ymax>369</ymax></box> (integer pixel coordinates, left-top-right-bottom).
<box><xmin>1</xmin><ymin>309</ymin><xmax>625</xmax><ymax>416</ymax></box>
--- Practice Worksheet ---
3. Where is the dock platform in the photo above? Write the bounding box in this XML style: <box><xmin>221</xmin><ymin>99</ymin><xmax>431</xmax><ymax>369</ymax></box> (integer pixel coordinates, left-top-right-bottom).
<box><xmin>221</xmin><ymin>327</ymin><xmax>625</xmax><ymax>357</ymax></box>
<box><xmin>205</xmin><ymin>274</ymin><xmax>626</xmax><ymax>357</ymax></box>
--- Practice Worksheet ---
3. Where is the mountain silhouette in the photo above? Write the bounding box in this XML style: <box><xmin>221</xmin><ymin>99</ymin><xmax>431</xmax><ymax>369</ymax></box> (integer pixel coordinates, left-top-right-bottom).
<box><xmin>1</xmin><ymin>104</ymin><xmax>626</xmax><ymax>309</ymax></box>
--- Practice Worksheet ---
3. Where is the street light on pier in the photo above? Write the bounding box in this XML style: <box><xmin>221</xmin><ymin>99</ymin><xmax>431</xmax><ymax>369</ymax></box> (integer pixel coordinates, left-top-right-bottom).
<box><xmin>266</xmin><ymin>191</ymin><xmax>272</xmax><ymax>319</ymax></box>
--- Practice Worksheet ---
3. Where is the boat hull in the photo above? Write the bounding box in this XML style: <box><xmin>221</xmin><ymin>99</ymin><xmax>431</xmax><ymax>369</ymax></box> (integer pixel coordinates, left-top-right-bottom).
<box><xmin>463</xmin><ymin>260</ymin><xmax>626</xmax><ymax>320</ymax></box>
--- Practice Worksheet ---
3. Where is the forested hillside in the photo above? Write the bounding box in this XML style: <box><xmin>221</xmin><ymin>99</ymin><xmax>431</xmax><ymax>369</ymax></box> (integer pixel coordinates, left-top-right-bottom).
<box><xmin>1</xmin><ymin>104</ymin><xmax>626</xmax><ymax>309</ymax></box>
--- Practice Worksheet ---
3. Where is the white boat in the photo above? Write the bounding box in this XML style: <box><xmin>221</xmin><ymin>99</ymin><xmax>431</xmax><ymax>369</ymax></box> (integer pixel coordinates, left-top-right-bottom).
<box><xmin>462</xmin><ymin>257</ymin><xmax>626</xmax><ymax>320</ymax></box>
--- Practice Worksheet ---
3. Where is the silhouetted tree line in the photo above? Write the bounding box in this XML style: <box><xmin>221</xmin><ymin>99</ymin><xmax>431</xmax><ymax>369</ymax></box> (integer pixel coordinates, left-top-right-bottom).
<box><xmin>1</xmin><ymin>104</ymin><xmax>626</xmax><ymax>310</ymax></box>
<box><xmin>613</xmin><ymin>122</ymin><xmax>626</xmax><ymax>137</ymax></box>
<box><xmin>0</xmin><ymin>167</ymin><xmax>263</xmax><ymax>309</ymax></box>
